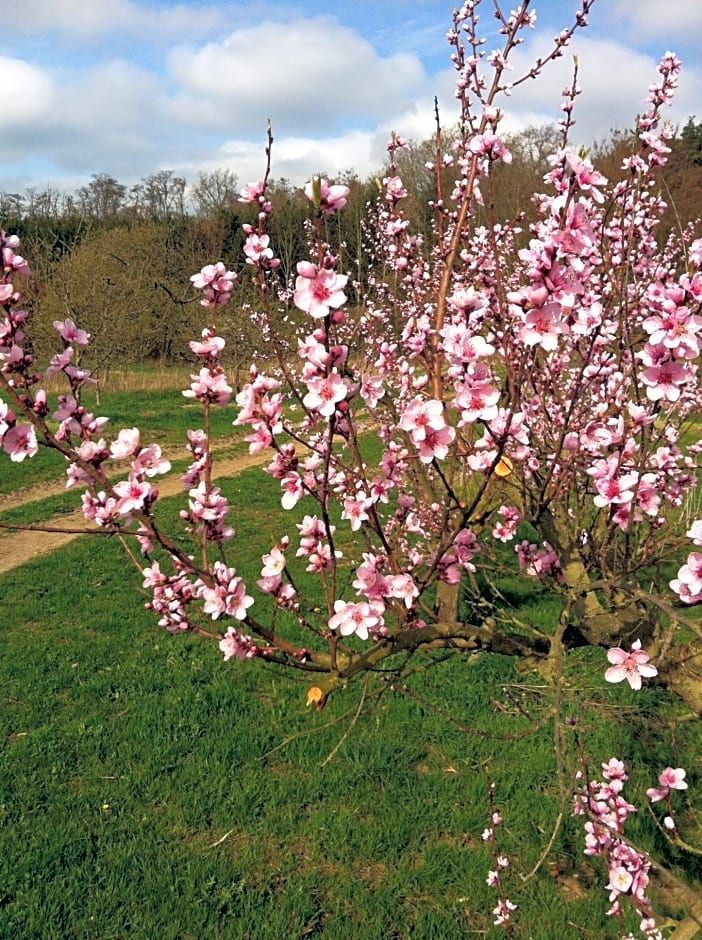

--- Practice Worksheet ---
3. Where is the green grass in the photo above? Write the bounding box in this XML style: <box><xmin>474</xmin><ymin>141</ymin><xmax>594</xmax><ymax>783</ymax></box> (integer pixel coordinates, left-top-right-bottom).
<box><xmin>1</xmin><ymin>466</ymin><xmax>700</xmax><ymax>938</ymax></box>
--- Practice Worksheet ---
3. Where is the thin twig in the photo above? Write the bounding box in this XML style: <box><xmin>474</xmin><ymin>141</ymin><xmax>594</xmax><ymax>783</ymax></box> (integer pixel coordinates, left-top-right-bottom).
<box><xmin>320</xmin><ymin>673</ymin><xmax>370</xmax><ymax>768</ymax></box>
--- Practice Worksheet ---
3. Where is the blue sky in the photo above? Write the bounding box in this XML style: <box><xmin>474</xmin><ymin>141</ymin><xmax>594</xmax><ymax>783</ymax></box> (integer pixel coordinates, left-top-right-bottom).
<box><xmin>2</xmin><ymin>0</ymin><xmax>701</xmax><ymax>196</ymax></box>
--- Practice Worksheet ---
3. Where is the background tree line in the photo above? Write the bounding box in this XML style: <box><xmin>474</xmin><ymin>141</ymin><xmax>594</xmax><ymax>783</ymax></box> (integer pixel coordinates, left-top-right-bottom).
<box><xmin>3</xmin><ymin>120</ymin><xmax>701</xmax><ymax>384</ymax></box>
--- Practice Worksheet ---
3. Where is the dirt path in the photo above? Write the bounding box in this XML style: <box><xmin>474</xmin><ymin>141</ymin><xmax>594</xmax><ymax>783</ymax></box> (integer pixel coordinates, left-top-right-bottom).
<box><xmin>0</xmin><ymin>450</ymin><xmax>267</xmax><ymax>575</ymax></box>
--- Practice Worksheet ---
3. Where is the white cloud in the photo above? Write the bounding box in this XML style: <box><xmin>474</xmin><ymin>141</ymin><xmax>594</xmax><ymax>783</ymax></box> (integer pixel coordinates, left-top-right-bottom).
<box><xmin>500</xmin><ymin>34</ymin><xmax>700</xmax><ymax>146</ymax></box>
<box><xmin>166</xmin><ymin>17</ymin><xmax>426</xmax><ymax>135</ymax></box>
<box><xmin>612</xmin><ymin>0</ymin><xmax>702</xmax><ymax>41</ymax></box>
<box><xmin>3</xmin><ymin>0</ymin><xmax>230</xmax><ymax>42</ymax></box>
<box><xmin>0</xmin><ymin>58</ymin><xmax>54</xmax><ymax>126</ymax></box>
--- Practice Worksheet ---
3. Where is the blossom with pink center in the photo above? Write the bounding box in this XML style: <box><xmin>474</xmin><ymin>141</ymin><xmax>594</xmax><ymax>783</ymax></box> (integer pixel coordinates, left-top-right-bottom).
<box><xmin>304</xmin><ymin>177</ymin><xmax>350</xmax><ymax>214</ymax></box>
<box><xmin>133</xmin><ymin>444</ymin><xmax>171</xmax><ymax>477</ymax></box>
<box><xmin>587</xmin><ymin>454</ymin><xmax>639</xmax><ymax>508</ymax></box>
<box><xmin>280</xmin><ymin>472</ymin><xmax>304</xmax><ymax>510</ymax></box>
<box><xmin>201</xmin><ymin>562</ymin><xmax>253</xmax><ymax>621</ymax></box>
<box><xmin>565</xmin><ymin>151</ymin><xmax>608</xmax><ymax>202</ymax></box>
<box><xmin>647</xmin><ymin>767</ymin><xmax>687</xmax><ymax>802</ymax></box>
<box><xmin>243</xmin><ymin>233</ymin><xmax>274</xmax><ymax>264</ymax></box>
<box><xmin>328</xmin><ymin>599</ymin><xmax>382</xmax><ymax>641</ymax></box>
<box><xmin>454</xmin><ymin>379</ymin><xmax>500</xmax><ymax>424</ymax></box>
<box><xmin>640</xmin><ymin>358</ymin><xmax>690</xmax><ymax>402</ymax></box>
<box><xmin>440</xmin><ymin>323</ymin><xmax>494</xmax><ymax>368</ymax></box>
<box><xmin>238</xmin><ymin>180</ymin><xmax>266</xmax><ymax>203</ymax></box>
<box><xmin>519</xmin><ymin>303</ymin><xmax>569</xmax><ymax>350</ymax></box>
<box><xmin>45</xmin><ymin>346</ymin><xmax>74</xmax><ymax>376</ymax></box>
<box><xmin>399</xmin><ymin>398</ymin><xmax>451</xmax><ymax>455</ymax></box>
<box><xmin>492</xmin><ymin>505</ymin><xmax>521</xmax><ymax>542</ymax></box>
<box><xmin>293</xmin><ymin>264</ymin><xmax>348</xmax><ymax>318</ymax></box>
<box><xmin>353</xmin><ymin>554</ymin><xmax>388</xmax><ymax>600</ymax></box>
<box><xmin>113</xmin><ymin>475</ymin><xmax>154</xmax><ymax>516</ymax></box>
<box><xmin>360</xmin><ymin>373</ymin><xmax>385</xmax><ymax>408</ymax></box>
<box><xmin>2</xmin><ymin>423</ymin><xmax>38</xmax><ymax>461</ymax></box>
<box><xmin>416</xmin><ymin>423</ymin><xmax>456</xmax><ymax>463</ymax></box>
<box><xmin>605</xmin><ymin>640</ymin><xmax>658</xmax><ymax>690</ymax></box>
<box><xmin>302</xmin><ymin>373</ymin><xmax>348</xmax><ymax>417</ymax></box>
<box><xmin>261</xmin><ymin>546</ymin><xmax>286</xmax><ymax>579</ymax></box>
<box><xmin>53</xmin><ymin>318</ymin><xmax>90</xmax><ymax>346</ymax></box>
<box><xmin>671</xmin><ymin>551</ymin><xmax>702</xmax><ymax>604</ymax></box>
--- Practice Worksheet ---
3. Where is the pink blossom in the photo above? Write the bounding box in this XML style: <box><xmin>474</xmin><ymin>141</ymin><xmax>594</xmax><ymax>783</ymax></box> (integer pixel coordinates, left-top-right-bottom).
<box><xmin>219</xmin><ymin>626</ymin><xmax>258</xmax><ymax>661</ymax></box>
<box><xmin>2</xmin><ymin>423</ymin><xmax>38</xmax><ymax>461</ymax></box>
<box><xmin>565</xmin><ymin>151</ymin><xmax>608</xmax><ymax>201</ymax></box>
<box><xmin>293</xmin><ymin>265</ymin><xmax>348</xmax><ymax>318</ymax></box>
<box><xmin>133</xmin><ymin>444</ymin><xmax>171</xmax><ymax>477</ymax></box>
<box><xmin>201</xmin><ymin>562</ymin><xmax>253</xmax><ymax>620</ymax></box>
<box><xmin>605</xmin><ymin>640</ymin><xmax>658</xmax><ymax>690</ymax></box>
<box><xmin>110</xmin><ymin>428</ymin><xmax>141</xmax><ymax>460</ymax></box>
<box><xmin>385</xmin><ymin>573</ymin><xmax>419</xmax><ymax>608</ymax></box>
<box><xmin>53</xmin><ymin>318</ymin><xmax>90</xmax><ymax>346</ymax></box>
<box><xmin>280</xmin><ymin>472</ymin><xmax>304</xmax><ymax>510</ymax></box>
<box><xmin>190</xmin><ymin>263</ymin><xmax>236</xmax><ymax>307</ymax></box>
<box><xmin>113</xmin><ymin>475</ymin><xmax>154</xmax><ymax>516</ymax></box>
<box><xmin>342</xmin><ymin>492</ymin><xmax>371</xmax><ymax>531</ymax></box>
<box><xmin>302</xmin><ymin>373</ymin><xmax>348</xmax><ymax>417</ymax></box>
<box><xmin>190</xmin><ymin>331</ymin><xmax>225</xmax><ymax>358</ymax></box>
<box><xmin>647</xmin><ymin>767</ymin><xmax>687</xmax><ymax>802</ymax></box>
<box><xmin>261</xmin><ymin>546</ymin><xmax>286</xmax><ymax>578</ymax></box>
<box><xmin>304</xmin><ymin>177</ymin><xmax>350</xmax><ymax>214</ymax></box>
<box><xmin>243</xmin><ymin>233</ymin><xmax>274</xmax><ymax>264</ymax></box>
<box><xmin>519</xmin><ymin>303</ymin><xmax>569</xmax><ymax>350</ymax></box>
<box><xmin>238</xmin><ymin>180</ymin><xmax>266</xmax><ymax>203</ymax></box>
<box><xmin>640</xmin><ymin>358</ymin><xmax>690</xmax><ymax>402</ymax></box>
<box><xmin>328</xmin><ymin>599</ymin><xmax>382</xmax><ymax>640</ymax></box>
<box><xmin>183</xmin><ymin>368</ymin><xmax>232</xmax><ymax>407</ymax></box>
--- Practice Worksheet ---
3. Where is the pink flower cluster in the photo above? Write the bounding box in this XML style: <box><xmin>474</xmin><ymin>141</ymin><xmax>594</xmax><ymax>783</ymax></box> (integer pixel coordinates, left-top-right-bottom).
<box><xmin>670</xmin><ymin>521</ymin><xmax>702</xmax><ymax>604</ymax></box>
<box><xmin>189</xmin><ymin>262</ymin><xmax>236</xmax><ymax>308</ymax></box>
<box><xmin>574</xmin><ymin>760</ymin><xmax>661</xmax><ymax>935</ymax></box>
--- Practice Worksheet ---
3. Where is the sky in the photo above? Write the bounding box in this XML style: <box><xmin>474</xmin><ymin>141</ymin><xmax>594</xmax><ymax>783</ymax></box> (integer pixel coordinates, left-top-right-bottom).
<box><xmin>2</xmin><ymin>0</ymin><xmax>701</xmax><ymax>198</ymax></box>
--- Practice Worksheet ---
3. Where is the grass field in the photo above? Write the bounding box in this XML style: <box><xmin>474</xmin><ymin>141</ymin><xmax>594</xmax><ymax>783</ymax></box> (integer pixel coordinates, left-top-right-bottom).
<box><xmin>1</xmin><ymin>390</ymin><xmax>701</xmax><ymax>938</ymax></box>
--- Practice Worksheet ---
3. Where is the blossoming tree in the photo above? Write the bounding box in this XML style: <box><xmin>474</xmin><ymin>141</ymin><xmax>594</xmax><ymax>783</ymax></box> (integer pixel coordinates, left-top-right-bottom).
<box><xmin>1</xmin><ymin>1</ymin><xmax>701</xmax><ymax>932</ymax></box>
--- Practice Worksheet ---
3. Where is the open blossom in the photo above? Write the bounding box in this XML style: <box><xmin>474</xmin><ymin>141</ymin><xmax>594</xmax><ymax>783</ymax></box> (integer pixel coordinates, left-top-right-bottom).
<box><xmin>53</xmin><ymin>317</ymin><xmax>90</xmax><ymax>346</ymax></box>
<box><xmin>243</xmin><ymin>232</ymin><xmax>274</xmax><ymax>264</ymax></box>
<box><xmin>670</xmin><ymin>551</ymin><xmax>702</xmax><ymax>604</ymax></box>
<box><xmin>328</xmin><ymin>599</ymin><xmax>382</xmax><ymax>640</ymax></box>
<box><xmin>647</xmin><ymin>767</ymin><xmax>688</xmax><ymax>802</ymax></box>
<box><xmin>2</xmin><ymin>423</ymin><xmax>38</xmax><ymax>461</ymax></box>
<box><xmin>605</xmin><ymin>640</ymin><xmax>658</xmax><ymax>690</ymax></box>
<box><xmin>302</xmin><ymin>373</ymin><xmax>348</xmax><ymax>417</ymax></box>
<box><xmin>293</xmin><ymin>263</ymin><xmax>348</xmax><ymax>318</ymax></box>
<box><xmin>110</xmin><ymin>428</ymin><xmax>140</xmax><ymax>460</ymax></box>
<box><xmin>190</xmin><ymin>331</ymin><xmax>225</xmax><ymax>358</ymax></box>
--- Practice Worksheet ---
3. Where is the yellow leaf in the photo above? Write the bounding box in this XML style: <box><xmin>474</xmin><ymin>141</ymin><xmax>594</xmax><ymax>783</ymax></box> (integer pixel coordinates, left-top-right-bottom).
<box><xmin>494</xmin><ymin>456</ymin><xmax>513</xmax><ymax>478</ymax></box>
<box><xmin>306</xmin><ymin>686</ymin><xmax>324</xmax><ymax>708</ymax></box>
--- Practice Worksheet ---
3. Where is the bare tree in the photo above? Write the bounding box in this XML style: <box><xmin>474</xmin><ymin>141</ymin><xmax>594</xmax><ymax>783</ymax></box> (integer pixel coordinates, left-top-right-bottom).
<box><xmin>191</xmin><ymin>168</ymin><xmax>239</xmax><ymax>217</ymax></box>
